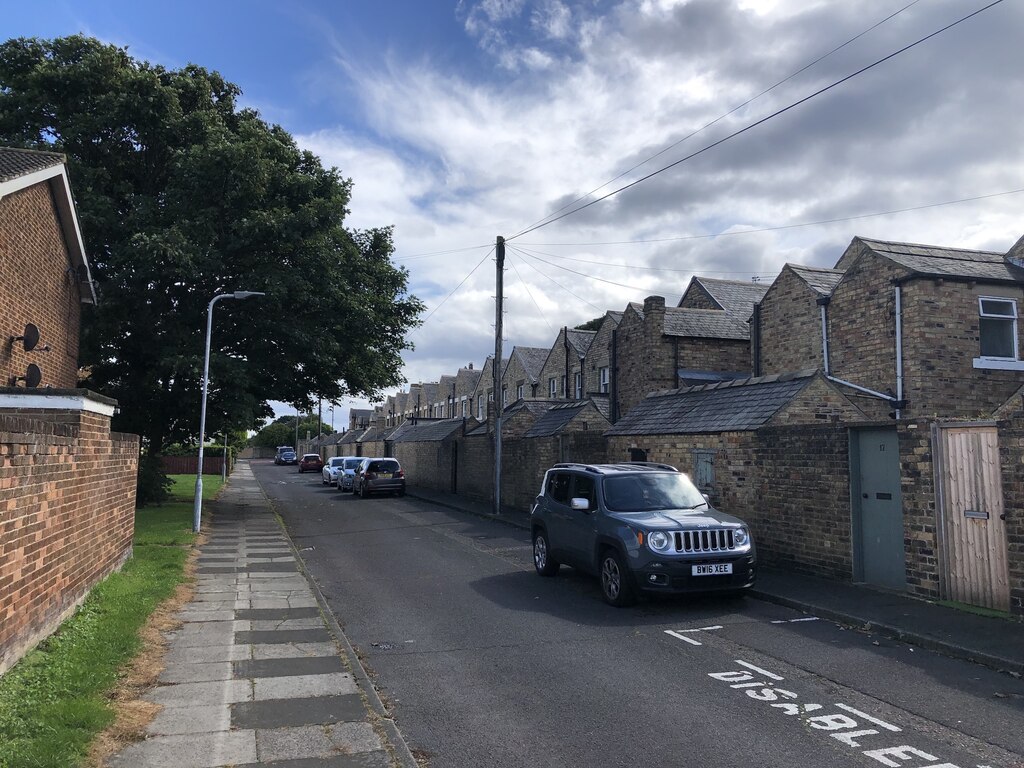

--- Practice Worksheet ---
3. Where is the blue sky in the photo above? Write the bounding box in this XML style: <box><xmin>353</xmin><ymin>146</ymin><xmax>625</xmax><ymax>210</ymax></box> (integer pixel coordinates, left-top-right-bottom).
<box><xmin>6</xmin><ymin>1</ymin><xmax>1024</xmax><ymax>428</ymax></box>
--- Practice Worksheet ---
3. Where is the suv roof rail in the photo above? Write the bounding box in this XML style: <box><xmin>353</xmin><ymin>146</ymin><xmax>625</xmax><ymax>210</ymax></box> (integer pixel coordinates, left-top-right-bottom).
<box><xmin>627</xmin><ymin>461</ymin><xmax>679</xmax><ymax>472</ymax></box>
<box><xmin>551</xmin><ymin>462</ymin><xmax>602</xmax><ymax>474</ymax></box>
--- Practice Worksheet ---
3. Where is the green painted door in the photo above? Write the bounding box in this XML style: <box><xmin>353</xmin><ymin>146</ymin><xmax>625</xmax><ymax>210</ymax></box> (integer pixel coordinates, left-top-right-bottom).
<box><xmin>855</xmin><ymin>428</ymin><xmax>905</xmax><ymax>589</ymax></box>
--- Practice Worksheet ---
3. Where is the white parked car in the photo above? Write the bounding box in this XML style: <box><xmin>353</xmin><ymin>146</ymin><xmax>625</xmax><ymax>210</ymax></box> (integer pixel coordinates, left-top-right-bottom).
<box><xmin>322</xmin><ymin>456</ymin><xmax>347</xmax><ymax>486</ymax></box>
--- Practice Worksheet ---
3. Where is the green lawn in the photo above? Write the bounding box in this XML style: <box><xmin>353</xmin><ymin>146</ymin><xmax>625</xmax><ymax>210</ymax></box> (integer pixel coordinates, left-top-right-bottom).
<box><xmin>0</xmin><ymin>474</ymin><xmax>225</xmax><ymax>768</ymax></box>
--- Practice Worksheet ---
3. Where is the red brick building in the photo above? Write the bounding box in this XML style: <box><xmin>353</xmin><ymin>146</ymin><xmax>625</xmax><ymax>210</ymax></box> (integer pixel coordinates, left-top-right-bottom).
<box><xmin>0</xmin><ymin>147</ymin><xmax>139</xmax><ymax>675</ymax></box>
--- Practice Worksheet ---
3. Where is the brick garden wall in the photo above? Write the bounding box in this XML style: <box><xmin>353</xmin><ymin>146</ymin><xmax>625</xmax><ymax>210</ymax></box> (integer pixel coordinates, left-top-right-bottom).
<box><xmin>997</xmin><ymin>402</ymin><xmax>1024</xmax><ymax>616</ymax></box>
<box><xmin>393</xmin><ymin>439</ymin><xmax>457</xmax><ymax>494</ymax></box>
<box><xmin>0</xmin><ymin>407</ymin><xmax>139</xmax><ymax>675</ymax></box>
<box><xmin>0</xmin><ymin>183</ymin><xmax>82</xmax><ymax>390</ymax></box>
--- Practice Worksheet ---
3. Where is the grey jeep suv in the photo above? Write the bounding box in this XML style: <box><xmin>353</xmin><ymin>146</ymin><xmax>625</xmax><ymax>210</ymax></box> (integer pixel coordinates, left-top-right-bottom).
<box><xmin>530</xmin><ymin>462</ymin><xmax>755</xmax><ymax>606</ymax></box>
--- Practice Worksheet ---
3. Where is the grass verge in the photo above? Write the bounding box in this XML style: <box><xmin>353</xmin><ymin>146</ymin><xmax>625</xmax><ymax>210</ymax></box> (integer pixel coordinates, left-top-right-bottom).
<box><xmin>0</xmin><ymin>474</ymin><xmax>224</xmax><ymax>768</ymax></box>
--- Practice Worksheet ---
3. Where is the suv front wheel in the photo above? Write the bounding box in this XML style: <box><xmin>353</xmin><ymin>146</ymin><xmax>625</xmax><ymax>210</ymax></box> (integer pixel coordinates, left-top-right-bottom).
<box><xmin>533</xmin><ymin>530</ymin><xmax>559</xmax><ymax>576</ymax></box>
<box><xmin>600</xmin><ymin>548</ymin><xmax>637</xmax><ymax>607</ymax></box>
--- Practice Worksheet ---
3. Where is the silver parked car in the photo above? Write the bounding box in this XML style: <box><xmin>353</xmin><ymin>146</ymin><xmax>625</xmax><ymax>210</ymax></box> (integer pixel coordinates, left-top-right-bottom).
<box><xmin>322</xmin><ymin>456</ymin><xmax>347</xmax><ymax>486</ymax></box>
<box><xmin>337</xmin><ymin>456</ymin><xmax>363</xmax><ymax>493</ymax></box>
<box><xmin>354</xmin><ymin>457</ymin><xmax>406</xmax><ymax>498</ymax></box>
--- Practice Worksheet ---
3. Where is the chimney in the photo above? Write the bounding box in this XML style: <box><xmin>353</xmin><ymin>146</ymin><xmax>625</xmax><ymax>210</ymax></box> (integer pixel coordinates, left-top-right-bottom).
<box><xmin>468</xmin><ymin>362</ymin><xmax>474</xmax><ymax>370</ymax></box>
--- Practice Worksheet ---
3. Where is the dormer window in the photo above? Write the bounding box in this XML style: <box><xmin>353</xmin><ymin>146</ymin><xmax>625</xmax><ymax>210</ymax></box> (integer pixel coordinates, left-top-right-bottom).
<box><xmin>974</xmin><ymin>296</ymin><xmax>1023</xmax><ymax>370</ymax></box>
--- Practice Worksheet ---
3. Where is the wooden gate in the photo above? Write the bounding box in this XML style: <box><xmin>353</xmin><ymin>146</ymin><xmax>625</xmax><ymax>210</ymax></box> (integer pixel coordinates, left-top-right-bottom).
<box><xmin>935</xmin><ymin>424</ymin><xmax>1010</xmax><ymax>611</ymax></box>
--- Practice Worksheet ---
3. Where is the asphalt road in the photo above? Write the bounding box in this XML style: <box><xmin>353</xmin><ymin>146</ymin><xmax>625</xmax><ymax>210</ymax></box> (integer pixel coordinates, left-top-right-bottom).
<box><xmin>253</xmin><ymin>461</ymin><xmax>1024</xmax><ymax>768</ymax></box>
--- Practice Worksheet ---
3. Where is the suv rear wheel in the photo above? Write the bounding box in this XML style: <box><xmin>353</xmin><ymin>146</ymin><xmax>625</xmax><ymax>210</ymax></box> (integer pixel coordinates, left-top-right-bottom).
<box><xmin>533</xmin><ymin>530</ymin><xmax>559</xmax><ymax>576</ymax></box>
<box><xmin>600</xmin><ymin>548</ymin><xmax>637</xmax><ymax>607</ymax></box>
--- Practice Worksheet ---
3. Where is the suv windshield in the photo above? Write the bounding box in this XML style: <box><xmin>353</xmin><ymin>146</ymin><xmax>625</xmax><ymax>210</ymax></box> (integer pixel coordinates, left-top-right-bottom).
<box><xmin>602</xmin><ymin>472</ymin><xmax>706</xmax><ymax>512</ymax></box>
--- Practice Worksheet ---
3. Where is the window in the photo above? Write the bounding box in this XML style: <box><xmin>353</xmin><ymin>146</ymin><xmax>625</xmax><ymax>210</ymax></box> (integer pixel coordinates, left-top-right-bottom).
<box><xmin>502</xmin><ymin>387</ymin><xmax>508</xmax><ymax>406</ymax></box>
<box><xmin>561</xmin><ymin>375</ymin><xmax>567</xmax><ymax>396</ymax></box>
<box><xmin>573</xmin><ymin>475</ymin><xmax>596</xmax><ymax>508</ymax></box>
<box><xmin>974</xmin><ymin>297</ymin><xmax>1023</xmax><ymax>370</ymax></box>
<box><xmin>477</xmin><ymin>398</ymin><xmax>484</xmax><ymax>420</ymax></box>
<box><xmin>548</xmin><ymin>377</ymin><xmax>556</xmax><ymax>397</ymax></box>
<box><xmin>517</xmin><ymin>384</ymin><xmax>524</xmax><ymax>400</ymax></box>
<box><xmin>979</xmin><ymin>297</ymin><xmax>1017</xmax><ymax>359</ymax></box>
<box><xmin>547</xmin><ymin>472</ymin><xmax>571</xmax><ymax>504</ymax></box>
<box><xmin>574</xmin><ymin>371</ymin><xmax>582</xmax><ymax>399</ymax></box>
<box><xmin>599</xmin><ymin>366</ymin><xmax>609</xmax><ymax>393</ymax></box>
<box><xmin>462</xmin><ymin>399</ymin><xmax>468</xmax><ymax>417</ymax></box>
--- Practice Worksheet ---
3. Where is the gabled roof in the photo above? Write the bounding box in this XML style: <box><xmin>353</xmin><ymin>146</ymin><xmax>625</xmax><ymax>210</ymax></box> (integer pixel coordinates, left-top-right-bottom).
<box><xmin>524</xmin><ymin>401</ymin><xmax>607</xmax><ymax>438</ymax></box>
<box><xmin>419</xmin><ymin>382</ymin><xmax>439</xmax><ymax>407</ymax></box>
<box><xmin>606</xmin><ymin>370</ymin><xmax>817</xmax><ymax>435</ymax></box>
<box><xmin>338</xmin><ymin>429</ymin><xmax>361</xmax><ymax>445</ymax></box>
<box><xmin>566</xmin><ymin>329</ymin><xmax>596</xmax><ymax>358</ymax></box>
<box><xmin>437</xmin><ymin>375</ymin><xmax>456</xmax><ymax>397</ymax></box>
<box><xmin>358</xmin><ymin>426</ymin><xmax>382</xmax><ymax>442</ymax></box>
<box><xmin>511</xmin><ymin>346</ymin><xmax>549</xmax><ymax>383</ymax></box>
<box><xmin>505</xmin><ymin>398</ymin><xmax>563</xmax><ymax>418</ymax></box>
<box><xmin>455</xmin><ymin>366</ymin><xmax>482</xmax><ymax>391</ymax></box>
<box><xmin>391</xmin><ymin>418</ymin><xmax>465</xmax><ymax>443</ymax></box>
<box><xmin>682</xmin><ymin>277</ymin><xmax>769</xmax><ymax>314</ymax></box>
<box><xmin>0</xmin><ymin>147</ymin><xmax>97</xmax><ymax>304</ymax></box>
<box><xmin>788</xmin><ymin>264</ymin><xmax>845</xmax><ymax>297</ymax></box>
<box><xmin>663</xmin><ymin>307</ymin><xmax>750</xmax><ymax>340</ymax></box>
<box><xmin>852</xmin><ymin>237</ymin><xmax>1022</xmax><ymax>284</ymax></box>
<box><xmin>590</xmin><ymin>394</ymin><xmax>611</xmax><ymax>420</ymax></box>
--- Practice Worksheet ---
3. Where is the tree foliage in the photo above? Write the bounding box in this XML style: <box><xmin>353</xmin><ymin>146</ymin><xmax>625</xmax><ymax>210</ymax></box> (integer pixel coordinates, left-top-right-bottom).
<box><xmin>575</xmin><ymin>316</ymin><xmax>604</xmax><ymax>331</ymax></box>
<box><xmin>251</xmin><ymin>415</ymin><xmax>327</xmax><ymax>449</ymax></box>
<box><xmin>0</xmin><ymin>35</ymin><xmax>423</xmax><ymax>451</ymax></box>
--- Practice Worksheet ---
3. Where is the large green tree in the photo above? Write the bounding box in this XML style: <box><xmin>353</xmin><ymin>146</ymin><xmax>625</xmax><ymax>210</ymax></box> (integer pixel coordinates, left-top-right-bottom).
<box><xmin>0</xmin><ymin>35</ymin><xmax>422</xmax><ymax>454</ymax></box>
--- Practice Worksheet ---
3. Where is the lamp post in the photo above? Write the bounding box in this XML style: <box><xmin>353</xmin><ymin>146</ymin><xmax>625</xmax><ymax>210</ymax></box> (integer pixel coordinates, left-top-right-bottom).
<box><xmin>193</xmin><ymin>290</ymin><xmax>265</xmax><ymax>533</ymax></box>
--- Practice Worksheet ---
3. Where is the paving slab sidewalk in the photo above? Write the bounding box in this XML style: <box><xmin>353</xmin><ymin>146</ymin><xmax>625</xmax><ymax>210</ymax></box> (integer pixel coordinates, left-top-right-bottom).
<box><xmin>108</xmin><ymin>462</ymin><xmax>416</xmax><ymax>768</ymax></box>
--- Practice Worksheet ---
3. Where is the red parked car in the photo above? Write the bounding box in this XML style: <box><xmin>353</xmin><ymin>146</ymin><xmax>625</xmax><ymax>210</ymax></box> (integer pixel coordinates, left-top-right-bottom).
<box><xmin>298</xmin><ymin>454</ymin><xmax>324</xmax><ymax>473</ymax></box>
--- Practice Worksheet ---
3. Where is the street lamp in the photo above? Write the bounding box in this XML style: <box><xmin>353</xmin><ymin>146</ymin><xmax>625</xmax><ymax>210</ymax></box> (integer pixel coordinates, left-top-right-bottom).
<box><xmin>193</xmin><ymin>290</ymin><xmax>265</xmax><ymax>533</ymax></box>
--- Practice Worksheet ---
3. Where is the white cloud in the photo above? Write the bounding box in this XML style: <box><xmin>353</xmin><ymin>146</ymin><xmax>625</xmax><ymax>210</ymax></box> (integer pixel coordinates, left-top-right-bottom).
<box><xmin>297</xmin><ymin>0</ymin><xmax>1024</xmax><ymax>407</ymax></box>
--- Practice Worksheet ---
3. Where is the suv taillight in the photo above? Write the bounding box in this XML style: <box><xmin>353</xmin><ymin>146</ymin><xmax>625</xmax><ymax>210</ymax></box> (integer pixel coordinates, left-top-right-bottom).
<box><xmin>395</xmin><ymin>470</ymin><xmax>404</xmax><ymax>478</ymax></box>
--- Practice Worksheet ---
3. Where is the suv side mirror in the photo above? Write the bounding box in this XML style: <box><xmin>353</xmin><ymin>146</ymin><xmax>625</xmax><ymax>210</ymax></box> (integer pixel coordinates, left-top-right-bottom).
<box><xmin>571</xmin><ymin>497</ymin><xmax>590</xmax><ymax>511</ymax></box>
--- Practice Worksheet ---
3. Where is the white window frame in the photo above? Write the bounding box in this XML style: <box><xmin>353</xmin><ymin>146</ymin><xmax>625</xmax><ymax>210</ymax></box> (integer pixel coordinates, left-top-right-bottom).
<box><xmin>548</xmin><ymin>377</ymin><xmax>556</xmax><ymax>397</ymax></box>
<box><xmin>574</xmin><ymin>371</ymin><xmax>582</xmax><ymax>399</ymax></box>
<box><xmin>516</xmin><ymin>384</ymin><xmax>524</xmax><ymax>400</ymax></box>
<box><xmin>502</xmin><ymin>387</ymin><xmax>508</xmax><ymax>406</ymax></box>
<box><xmin>462</xmin><ymin>399</ymin><xmax>468</xmax><ymax>417</ymax></box>
<box><xmin>974</xmin><ymin>296</ymin><xmax>1024</xmax><ymax>370</ymax></box>
<box><xmin>599</xmin><ymin>366</ymin><xmax>609</xmax><ymax>394</ymax></box>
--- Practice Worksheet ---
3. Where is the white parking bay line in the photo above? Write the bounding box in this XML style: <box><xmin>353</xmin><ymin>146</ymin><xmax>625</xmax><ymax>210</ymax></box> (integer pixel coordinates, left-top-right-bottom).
<box><xmin>735</xmin><ymin>660</ymin><xmax>785</xmax><ymax>681</ymax></box>
<box><xmin>834</xmin><ymin>704</ymin><xmax>901</xmax><ymax>732</ymax></box>
<box><xmin>665</xmin><ymin>630</ymin><xmax>702</xmax><ymax>646</ymax></box>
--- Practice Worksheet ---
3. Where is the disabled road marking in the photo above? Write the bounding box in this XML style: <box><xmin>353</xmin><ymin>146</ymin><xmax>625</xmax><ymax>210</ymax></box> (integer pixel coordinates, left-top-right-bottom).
<box><xmin>664</xmin><ymin>625</ymin><xmax>723</xmax><ymax>646</ymax></box>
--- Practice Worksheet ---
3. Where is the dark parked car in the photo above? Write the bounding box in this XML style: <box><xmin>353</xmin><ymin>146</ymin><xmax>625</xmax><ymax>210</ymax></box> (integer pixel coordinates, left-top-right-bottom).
<box><xmin>279</xmin><ymin>450</ymin><xmax>297</xmax><ymax>465</ymax></box>
<box><xmin>530</xmin><ymin>462</ymin><xmax>755</xmax><ymax>606</ymax></box>
<box><xmin>298</xmin><ymin>453</ymin><xmax>324</xmax><ymax>473</ymax></box>
<box><xmin>337</xmin><ymin>456</ymin><xmax>364</xmax><ymax>493</ymax></box>
<box><xmin>274</xmin><ymin>446</ymin><xmax>294</xmax><ymax>465</ymax></box>
<box><xmin>354</xmin><ymin>457</ymin><xmax>405</xmax><ymax>498</ymax></box>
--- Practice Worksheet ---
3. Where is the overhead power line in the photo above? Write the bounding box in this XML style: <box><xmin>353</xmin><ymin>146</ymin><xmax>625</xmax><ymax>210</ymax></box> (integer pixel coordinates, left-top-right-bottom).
<box><xmin>516</xmin><ymin>0</ymin><xmax>923</xmax><ymax>235</ymax></box>
<box><xmin>517</xmin><ymin>187</ymin><xmax>1024</xmax><ymax>249</ymax></box>
<box><xmin>413</xmin><ymin>247</ymin><xmax>494</xmax><ymax>330</ymax></box>
<box><xmin>508</xmin><ymin>0</ymin><xmax>1006</xmax><ymax>241</ymax></box>
<box><xmin>507</xmin><ymin>255</ymin><xmax>555</xmax><ymax>336</ymax></box>
<box><xmin>395</xmin><ymin>243</ymin><xmax>493</xmax><ymax>262</ymax></box>
<box><xmin>512</xmin><ymin>245</ymin><xmax>657</xmax><ymax>294</ymax></box>
<box><xmin>507</xmin><ymin>247</ymin><xmax>605</xmax><ymax>312</ymax></box>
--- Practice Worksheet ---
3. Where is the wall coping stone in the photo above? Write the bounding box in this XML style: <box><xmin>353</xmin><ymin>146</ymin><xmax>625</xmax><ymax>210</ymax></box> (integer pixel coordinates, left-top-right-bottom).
<box><xmin>0</xmin><ymin>387</ymin><xmax>119</xmax><ymax>416</ymax></box>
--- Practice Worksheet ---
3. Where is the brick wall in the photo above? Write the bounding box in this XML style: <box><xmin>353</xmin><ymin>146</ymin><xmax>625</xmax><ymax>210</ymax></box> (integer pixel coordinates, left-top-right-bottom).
<box><xmin>616</xmin><ymin>298</ymin><xmax>676</xmax><ymax>418</ymax></box>
<box><xmin>678</xmin><ymin>282</ymin><xmax>720</xmax><ymax>310</ymax></box>
<box><xmin>606</xmin><ymin>425</ymin><xmax>853</xmax><ymax>579</ymax></box>
<box><xmin>0</xmin><ymin>183</ymin><xmax>82</xmax><ymax>389</ymax></box>
<box><xmin>583</xmin><ymin>315</ymin><xmax>616</xmax><ymax>397</ymax></box>
<box><xmin>996</xmin><ymin>398</ymin><xmax>1024</xmax><ymax>616</ymax></box>
<box><xmin>758</xmin><ymin>266</ymin><xmax>824</xmax><ymax>375</ymax></box>
<box><xmin>0</xmin><ymin>405</ymin><xmax>139</xmax><ymax>675</ymax></box>
<box><xmin>536</xmin><ymin>331</ymin><xmax>570</xmax><ymax>402</ymax></box>
<box><xmin>393</xmin><ymin>439</ymin><xmax>457</xmax><ymax>493</ymax></box>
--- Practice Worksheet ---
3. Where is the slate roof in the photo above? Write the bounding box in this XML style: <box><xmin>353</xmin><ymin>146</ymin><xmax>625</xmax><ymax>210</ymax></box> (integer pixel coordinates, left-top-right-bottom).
<box><xmin>391</xmin><ymin>418</ymin><xmax>465</xmax><ymax>443</ymax></box>
<box><xmin>466</xmin><ymin>422</ymin><xmax>490</xmax><ymax>437</ymax></box>
<box><xmin>789</xmin><ymin>264</ymin><xmax>845</xmax><ymax>296</ymax></box>
<box><xmin>512</xmin><ymin>346</ymin><xmax>550</xmax><ymax>383</ymax></box>
<box><xmin>686</xmin><ymin>277</ymin><xmax>769</xmax><ymax>314</ymax></box>
<box><xmin>590</xmin><ymin>394</ymin><xmax>611</xmax><ymax>420</ymax></box>
<box><xmin>419</xmin><ymin>382</ymin><xmax>439</xmax><ymax>408</ymax></box>
<box><xmin>856</xmin><ymin>237</ymin><xmax>1022</xmax><ymax>284</ymax></box>
<box><xmin>0</xmin><ymin>147</ymin><xmax>64</xmax><ymax>183</ymax></box>
<box><xmin>338</xmin><ymin>430</ymin><xmax>361</xmax><ymax>445</ymax></box>
<box><xmin>506</xmin><ymin>399</ymin><xmax>562</xmax><ymax>418</ymax></box>
<box><xmin>455</xmin><ymin>367</ymin><xmax>482</xmax><ymax>392</ymax></box>
<box><xmin>566</xmin><ymin>329</ymin><xmax>596</xmax><ymax>358</ymax></box>
<box><xmin>605</xmin><ymin>370</ymin><xmax>817</xmax><ymax>436</ymax></box>
<box><xmin>358</xmin><ymin>427</ymin><xmax>382</xmax><ymax>442</ymax></box>
<box><xmin>524</xmin><ymin>401</ymin><xmax>604</xmax><ymax>438</ymax></box>
<box><xmin>663</xmin><ymin>308</ymin><xmax>750</xmax><ymax>340</ymax></box>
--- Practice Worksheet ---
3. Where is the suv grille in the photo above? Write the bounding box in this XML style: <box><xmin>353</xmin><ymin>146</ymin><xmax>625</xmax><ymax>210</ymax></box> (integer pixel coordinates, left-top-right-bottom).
<box><xmin>674</xmin><ymin>529</ymin><xmax>737</xmax><ymax>553</ymax></box>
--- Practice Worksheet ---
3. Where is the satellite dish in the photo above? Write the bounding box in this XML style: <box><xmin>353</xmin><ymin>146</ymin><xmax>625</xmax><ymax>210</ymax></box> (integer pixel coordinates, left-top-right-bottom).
<box><xmin>25</xmin><ymin>364</ymin><xmax>42</xmax><ymax>388</ymax></box>
<box><xmin>13</xmin><ymin>323</ymin><xmax>41</xmax><ymax>352</ymax></box>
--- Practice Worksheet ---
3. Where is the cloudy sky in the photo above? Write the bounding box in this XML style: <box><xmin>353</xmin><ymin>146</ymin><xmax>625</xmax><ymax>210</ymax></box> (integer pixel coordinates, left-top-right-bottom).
<box><xmin>8</xmin><ymin>0</ymin><xmax>1024</xmax><ymax>427</ymax></box>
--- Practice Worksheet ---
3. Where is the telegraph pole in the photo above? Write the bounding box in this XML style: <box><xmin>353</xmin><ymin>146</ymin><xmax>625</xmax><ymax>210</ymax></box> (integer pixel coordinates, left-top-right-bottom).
<box><xmin>493</xmin><ymin>235</ymin><xmax>505</xmax><ymax>515</ymax></box>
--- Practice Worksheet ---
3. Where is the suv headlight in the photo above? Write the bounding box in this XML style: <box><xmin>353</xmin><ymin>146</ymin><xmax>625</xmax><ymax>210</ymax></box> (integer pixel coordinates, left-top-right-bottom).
<box><xmin>648</xmin><ymin>531</ymin><xmax>672</xmax><ymax>553</ymax></box>
<box><xmin>733</xmin><ymin>527</ymin><xmax>749</xmax><ymax>547</ymax></box>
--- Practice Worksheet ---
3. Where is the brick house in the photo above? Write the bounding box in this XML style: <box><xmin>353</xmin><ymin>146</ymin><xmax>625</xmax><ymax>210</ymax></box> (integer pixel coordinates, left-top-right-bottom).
<box><xmin>536</xmin><ymin>327</ymin><xmax>596</xmax><ymax>402</ymax></box>
<box><xmin>613</xmin><ymin>295</ymin><xmax>753</xmax><ymax>421</ymax></box>
<box><xmin>470</xmin><ymin>355</ymin><xmax>507</xmax><ymax>423</ymax></box>
<box><xmin>0</xmin><ymin>147</ymin><xmax>140</xmax><ymax>674</ymax></box>
<box><xmin>452</xmin><ymin>364</ymin><xmax>482</xmax><ymax>419</ymax></box>
<box><xmin>348</xmin><ymin>408</ymin><xmax>373</xmax><ymax>431</ymax></box>
<box><xmin>582</xmin><ymin>310</ymin><xmax>622</xmax><ymax>403</ymax></box>
<box><xmin>751</xmin><ymin>236</ymin><xmax>1024</xmax><ymax>613</ymax></box>
<box><xmin>500</xmin><ymin>346</ymin><xmax>549</xmax><ymax>405</ymax></box>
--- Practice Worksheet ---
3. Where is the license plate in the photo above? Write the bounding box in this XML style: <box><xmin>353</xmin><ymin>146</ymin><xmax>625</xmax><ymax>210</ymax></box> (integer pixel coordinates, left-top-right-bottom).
<box><xmin>692</xmin><ymin>563</ymin><xmax>732</xmax><ymax>576</ymax></box>
<box><xmin>378</xmin><ymin>473</ymin><xmax>392</xmax><ymax>479</ymax></box>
